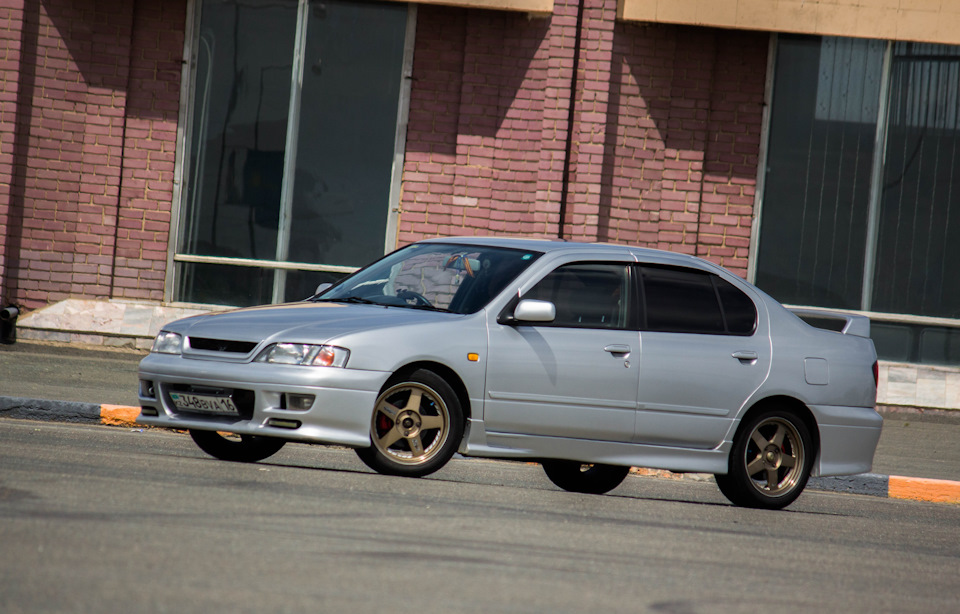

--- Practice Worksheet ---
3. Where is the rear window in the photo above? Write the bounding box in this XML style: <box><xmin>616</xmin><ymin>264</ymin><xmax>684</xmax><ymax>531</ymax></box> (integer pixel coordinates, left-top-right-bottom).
<box><xmin>640</xmin><ymin>265</ymin><xmax>756</xmax><ymax>335</ymax></box>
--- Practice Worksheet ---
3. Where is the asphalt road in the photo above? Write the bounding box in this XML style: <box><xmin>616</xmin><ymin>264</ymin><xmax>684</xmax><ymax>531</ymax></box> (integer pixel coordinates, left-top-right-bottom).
<box><xmin>2</xmin><ymin>340</ymin><xmax>960</xmax><ymax>483</ymax></box>
<box><xmin>1</xmin><ymin>419</ymin><xmax>958</xmax><ymax>614</ymax></box>
<box><xmin>0</xmin><ymin>341</ymin><xmax>143</xmax><ymax>407</ymax></box>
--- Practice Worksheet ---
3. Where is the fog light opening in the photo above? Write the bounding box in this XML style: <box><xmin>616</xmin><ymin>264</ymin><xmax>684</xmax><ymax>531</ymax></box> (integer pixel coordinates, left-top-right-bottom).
<box><xmin>140</xmin><ymin>379</ymin><xmax>156</xmax><ymax>398</ymax></box>
<box><xmin>267</xmin><ymin>418</ymin><xmax>302</xmax><ymax>429</ymax></box>
<box><xmin>284</xmin><ymin>393</ymin><xmax>315</xmax><ymax>411</ymax></box>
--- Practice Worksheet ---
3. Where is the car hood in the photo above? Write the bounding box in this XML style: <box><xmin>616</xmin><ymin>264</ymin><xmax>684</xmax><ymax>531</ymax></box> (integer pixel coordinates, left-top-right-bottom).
<box><xmin>166</xmin><ymin>302</ymin><xmax>460</xmax><ymax>345</ymax></box>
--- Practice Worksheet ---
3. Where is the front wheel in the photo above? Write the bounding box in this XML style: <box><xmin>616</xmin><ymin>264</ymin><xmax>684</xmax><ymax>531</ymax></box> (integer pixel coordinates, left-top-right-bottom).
<box><xmin>355</xmin><ymin>369</ymin><xmax>464</xmax><ymax>478</ymax></box>
<box><xmin>542</xmin><ymin>460</ymin><xmax>630</xmax><ymax>494</ymax></box>
<box><xmin>189</xmin><ymin>429</ymin><xmax>286</xmax><ymax>463</ymax></box>
<box><xmin>714</xmin><ymin>408</ymin><xmax>814</xmax><ymax>509</ymax></box>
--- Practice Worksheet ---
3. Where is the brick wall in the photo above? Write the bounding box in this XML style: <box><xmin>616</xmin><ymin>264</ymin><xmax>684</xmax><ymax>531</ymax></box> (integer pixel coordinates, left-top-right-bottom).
<box><xmin>115</xmin><ymin>1</ymin><xmax>185</xmax><ymax>300</ymax></box>
<box><xmin>0</xmin><ymin>0</ymin><xmax>184</xmax><ymax>309</ymax></box>
<box><xmin>401</xmin><ymin>1</ymin><xmax>768</xmax><ymax>277</ymax></box>
<box><xmin>3</xmin><ymin>0</ymin><xmax>768</xmax><ymax>311</ymax></box>
<box><xmin>399</xmin><ymin>5</ymin><xmax>560</xmax><ymax>244</ymax></box>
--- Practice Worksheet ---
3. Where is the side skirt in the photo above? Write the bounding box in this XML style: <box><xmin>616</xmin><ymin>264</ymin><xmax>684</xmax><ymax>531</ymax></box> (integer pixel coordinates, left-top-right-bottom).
<box><xmin>459</xmin><ymin>418</ymin><xmax>731</xmax><ymax>474</ymax></box>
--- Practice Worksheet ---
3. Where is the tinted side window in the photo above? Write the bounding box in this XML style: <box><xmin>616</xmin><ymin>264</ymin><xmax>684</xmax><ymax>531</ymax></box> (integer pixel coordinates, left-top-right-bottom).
<box><xmin>524</xmin><ymin>263</ymin><xmax>629</xmax><ymax>329</ymax></box>
<box><xmin>716</xmin><ymin>277</ymin><xmax>757</xmax><ymax>334</ymax></box>
<box><xmin>641</xmin><ymin>266</ymin><xmax>724</xmax><ymax>333</ymax></box>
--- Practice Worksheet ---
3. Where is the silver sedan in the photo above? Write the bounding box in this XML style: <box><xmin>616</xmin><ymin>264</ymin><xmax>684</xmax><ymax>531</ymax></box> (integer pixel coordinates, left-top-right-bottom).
<box><xmin>137</xmin><ymin>237</ymin><xmax>881</xmax><ymax>509</ymax></box>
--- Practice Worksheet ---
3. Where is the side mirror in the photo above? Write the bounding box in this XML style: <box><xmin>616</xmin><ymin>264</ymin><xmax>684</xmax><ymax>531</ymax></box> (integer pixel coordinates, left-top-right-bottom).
<box><xmin>512</xmin><ymin>299</ymin><xmax>556</xmax><ymax>323</ymax></box>
<box><xmin>306</xmin><ymin>283</ymin><xmax>333</xmax><ymax>301</ymax></box>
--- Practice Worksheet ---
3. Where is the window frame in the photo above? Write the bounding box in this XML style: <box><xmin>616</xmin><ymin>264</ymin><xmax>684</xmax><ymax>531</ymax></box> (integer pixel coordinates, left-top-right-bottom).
<box><xmin>165</xmin><ymin>0</ymin><xmax>417</xmax><ymax>306</ymax></box>
<box><xmin>637</xmin><ymin>264</ymin><xmax>758</xmax><ymax>337</ymax></box>
<box><xmin>514</xmin><ymin>261</ymin><xmax>638</xmax><ymax>331</ymax></box>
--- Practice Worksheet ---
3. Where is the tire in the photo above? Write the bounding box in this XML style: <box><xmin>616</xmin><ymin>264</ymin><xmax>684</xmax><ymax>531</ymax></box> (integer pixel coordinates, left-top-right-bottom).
<box><xmin>355</xmin><ymin>369</ymin><xmax>464</xmax><ymax>478</ymax></box>
<box><xmin>714</xmin><ymin>408</ymin><xmax>814</xmax><ymax>509</ymax></box>
<box><xmin>189</xmin><ymin>429</ymin><xmax>286</xmax><ymax>463</ymax></box>
<box><xmin>542</xmin><ymin>460</ymin><xmax>630</xmax><ymax>494</ymax></box>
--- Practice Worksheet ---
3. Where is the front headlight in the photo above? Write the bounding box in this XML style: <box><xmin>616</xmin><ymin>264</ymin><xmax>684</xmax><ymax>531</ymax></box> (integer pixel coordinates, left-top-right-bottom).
<box><xmin>151</xmin><ymin>331</ymin><xmax>183</xmax><ymax>354</ymax></box>
<box><xmin>254</xmin><ymin>343</ymin><xmax>350</xmax><ymax>367</ymax></box>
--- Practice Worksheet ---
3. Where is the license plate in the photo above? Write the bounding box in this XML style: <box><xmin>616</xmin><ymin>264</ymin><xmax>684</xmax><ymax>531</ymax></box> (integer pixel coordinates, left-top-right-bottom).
<box><xmin>169</xmin><ymin>392</ymin><xmax>239</xmax><ymax>415</ymax></box>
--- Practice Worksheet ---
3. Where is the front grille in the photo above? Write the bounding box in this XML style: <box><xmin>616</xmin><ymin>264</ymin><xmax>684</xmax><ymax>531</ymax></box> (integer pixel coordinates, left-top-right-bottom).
<box><xmin>188</xmin><ymin>337</ymin><xmax>258</xmax><ymax>354</ymax></box>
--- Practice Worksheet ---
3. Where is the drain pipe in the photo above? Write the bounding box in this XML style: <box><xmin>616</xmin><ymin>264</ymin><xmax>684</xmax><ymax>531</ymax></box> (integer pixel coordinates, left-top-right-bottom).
<box><xmin>0</xmin><ymin>304</ymin><xmax>20</xmax><ymax>345</ymax></box>
<box><xmin>557</xmin><ymin>0</ymin><xmax>585</xmax><ymax>240</ymax></box>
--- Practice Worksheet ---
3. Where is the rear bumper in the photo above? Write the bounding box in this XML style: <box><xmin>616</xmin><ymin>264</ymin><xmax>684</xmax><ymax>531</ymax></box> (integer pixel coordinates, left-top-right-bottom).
<box><xmin>810</xmin><ymin>404</ymin><xmax>884</xmax><ymax>477</ymax></box>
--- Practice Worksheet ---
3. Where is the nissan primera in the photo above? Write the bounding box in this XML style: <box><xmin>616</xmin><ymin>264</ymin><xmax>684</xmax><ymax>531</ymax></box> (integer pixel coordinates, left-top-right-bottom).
<box><xmin>137</xmin><ymin>237</ymin><xmax>882</xmax><ymax>509</ymax></box>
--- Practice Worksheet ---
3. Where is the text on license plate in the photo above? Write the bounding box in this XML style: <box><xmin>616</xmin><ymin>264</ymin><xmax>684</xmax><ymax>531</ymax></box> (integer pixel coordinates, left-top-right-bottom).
<box><xmin>169</xmin><ymin>392</ymin><xmax>239</xmax><ymax>415</ymax></box>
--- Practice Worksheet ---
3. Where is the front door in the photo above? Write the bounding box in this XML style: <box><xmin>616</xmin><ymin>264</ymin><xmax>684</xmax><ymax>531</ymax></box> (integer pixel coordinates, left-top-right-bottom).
<box><xmin>485</xmin><ymin>262</ymin><xmax>639</xmax><ymax>442</ymax></box>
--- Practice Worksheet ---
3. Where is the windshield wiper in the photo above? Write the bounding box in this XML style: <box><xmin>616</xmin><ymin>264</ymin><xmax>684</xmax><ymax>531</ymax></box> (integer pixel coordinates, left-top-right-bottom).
<box><xmin>311</xmin><ymin>296</ymin><xmax>380</xmax><ymax>305</ymax></box>
<box><xmin>399</xmin><ymin>303</ymin><xmax>450</xmax><ymax>313</ymax></box>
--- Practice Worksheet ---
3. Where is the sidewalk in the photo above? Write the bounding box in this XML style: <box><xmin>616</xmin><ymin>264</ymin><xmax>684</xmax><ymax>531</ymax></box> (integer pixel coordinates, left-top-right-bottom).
<box><xmin>1</xmin><ymin>339</ymin><xmax>958</xmax><ymax>505</ymax></box>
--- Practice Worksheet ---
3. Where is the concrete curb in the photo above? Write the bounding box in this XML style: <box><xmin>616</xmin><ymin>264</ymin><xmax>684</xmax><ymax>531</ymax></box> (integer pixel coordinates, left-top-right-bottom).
<box><xmin>0</xmin><ymin>397</ymin><xmax>141</xmax><ymax>428</ymax></box>
<box><xmin>2</xmin><ymin>395</ymin><xmax>958</xmax><ymax>505</ymax></box>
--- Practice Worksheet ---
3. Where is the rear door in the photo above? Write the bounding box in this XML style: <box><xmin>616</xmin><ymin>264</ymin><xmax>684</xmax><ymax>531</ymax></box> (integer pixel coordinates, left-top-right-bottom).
<box><xmin>633</xmin><ymin>265</ymin><xmax>771</xmax><ymax>449</ymax></box>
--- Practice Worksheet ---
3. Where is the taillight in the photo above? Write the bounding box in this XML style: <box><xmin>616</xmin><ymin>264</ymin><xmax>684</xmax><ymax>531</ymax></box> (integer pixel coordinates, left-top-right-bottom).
<box><xmin>872</xmin><ymin>361</ymin><xmax>879</xmax><ymax>386</ymax></box>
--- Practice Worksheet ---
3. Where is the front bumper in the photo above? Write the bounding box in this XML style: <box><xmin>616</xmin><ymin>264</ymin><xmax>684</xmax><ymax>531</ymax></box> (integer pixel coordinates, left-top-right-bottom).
<box><xmin>136</xmin><ymin>353</ymin><xmax>392</xmax><ymax>447</ymax></box>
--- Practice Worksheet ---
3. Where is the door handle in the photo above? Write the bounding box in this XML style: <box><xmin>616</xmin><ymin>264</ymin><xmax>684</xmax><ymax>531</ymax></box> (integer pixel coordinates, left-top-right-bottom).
<box><xmin>732</xmin><ymin>350</ymin><xmax>758</xmax><ymax>362</ymax></box>
<box><xmin>604</xmin><ymin>344</ymin><xmax>631</xmax><ymax>357</ymax></box>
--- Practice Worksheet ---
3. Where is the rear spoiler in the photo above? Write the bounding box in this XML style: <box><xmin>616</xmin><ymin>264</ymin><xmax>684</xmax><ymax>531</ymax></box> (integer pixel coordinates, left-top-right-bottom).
<box><xmin>788</xmin><ymin>308</ymin><xmax>871</xmax><ymax>338</ymax></box>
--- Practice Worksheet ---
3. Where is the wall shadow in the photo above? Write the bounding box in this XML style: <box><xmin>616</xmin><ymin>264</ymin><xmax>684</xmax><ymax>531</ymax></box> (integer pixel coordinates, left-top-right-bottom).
<box><xmin>2</xmin><ymin>1</ymin><xmax>40</xmax><ymax>303</ymax></box>
<box><xmin>405</xmin><ymin>5</ymin><xmax>551</xmax><ymax>156</ymax></box>
<box><xmin>598</xmin><ymin>23</ymin><xmax>768</xmax><ymax>245</ymax></box>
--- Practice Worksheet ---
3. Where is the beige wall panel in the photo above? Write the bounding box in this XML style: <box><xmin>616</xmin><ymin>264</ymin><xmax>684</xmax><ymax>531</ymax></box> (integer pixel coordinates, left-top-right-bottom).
<box><xmin>695</xmin><ymin>0</ymin><xmax>737</xmax><ymax>25</ymax></box>
<box><xmin>413</xmin><ymin>0</ymin><xmax>554</xmax><ymax>13</ymax></box>
<box><xmin>735</xmin><ymin>0</ymin><xmax>777</xmax><ymax>29</ymax></box>
<box><xmin>617</xmin><ymin>0</ymin><xmax>960</xmax><ymax>45</ymax></box>
<box><xmin>656</xmin><ymin>0</ymin><xmax>699</xmax><ymax>23</ymax></box>
<box><xmin>776</xmin><ymin>1</ymin><xmax>819</xmax><ymax>33</ymax></box>
<box><xmin>896</xmin><ymin>7</ymin><xmax>941</xmax><ymax>41</ymax></box>
<box><xmin>856</xmin><ymin>7</ymin><xmax>901</xmax><ymax>39</ymax></box>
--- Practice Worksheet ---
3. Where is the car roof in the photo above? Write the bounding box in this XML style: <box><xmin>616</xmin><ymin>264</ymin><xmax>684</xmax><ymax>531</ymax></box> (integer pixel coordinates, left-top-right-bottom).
<box><xmin>419</xmin><ymin>236</ymin><xmax>721</xmax><ymax>271</ymax></box>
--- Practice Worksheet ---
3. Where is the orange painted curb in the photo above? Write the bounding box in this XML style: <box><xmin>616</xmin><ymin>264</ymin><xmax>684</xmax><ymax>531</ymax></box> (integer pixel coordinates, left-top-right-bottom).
<box><xmin>889</xmin><ymin>476</ymin><xmax>960</xmax><ymax>504</ymax></box>
<box><xmin>100</xmin><ymin>404</ymin><xmax>140</xmax><ymax>426</ymax></box>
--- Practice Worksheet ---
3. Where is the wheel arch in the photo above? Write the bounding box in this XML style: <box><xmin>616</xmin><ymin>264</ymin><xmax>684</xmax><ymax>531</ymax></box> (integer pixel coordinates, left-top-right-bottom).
<box><xmin>733</xmin><ymin>395</ymin><xmax>820</xmax><ymax>464</ymax></box>
<box><xmin>384</xmin><ymin>361</ymin><xmax>472</xmax><ymax>422</ymax></box>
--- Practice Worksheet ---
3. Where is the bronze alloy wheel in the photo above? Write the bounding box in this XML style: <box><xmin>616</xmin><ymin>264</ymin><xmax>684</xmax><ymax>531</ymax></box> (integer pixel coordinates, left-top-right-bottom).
<box><xmin>356</xmin><ymin>368</ymin><xmax>464</xmax><ymax>478</ymax></box>
<box><xmin>371</xmin><ymin>381</ymin><xmax>450</xmax><ymax>465</ymax></box>
<box><xmin>715</xmin><ymin>408</ymin><xmax>814</xmax><ymax>509</ymax></box>
<box><xmin>541</xmin><ymin>460</ymin><xmax>630</xmax><ymax>494</ymax></box>
<box><xmin>742</xmin><ymin>416</ymin><xmax>805</xmax><ymax>496</ymax></box>
<box><xmin>188</xmin><ymin>429</ymin><xmax>286</xmax><ymax>463</ymax></box>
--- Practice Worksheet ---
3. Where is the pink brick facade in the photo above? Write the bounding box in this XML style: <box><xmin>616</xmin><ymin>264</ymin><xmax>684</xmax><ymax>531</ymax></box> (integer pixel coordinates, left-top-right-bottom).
<box><xmin>0</xmin><ymin>0</ymin><xmax>184</xmax><ymax>310</ymax></box>
<box><xmin>1</xmin><ymin>0</ymin><xmax>767</xmax><ymax>312</ymax></box>
<box><xmin>400</xmin><ymin>0</ymin><xmax>767</xmax><ymax>277</ymax></box>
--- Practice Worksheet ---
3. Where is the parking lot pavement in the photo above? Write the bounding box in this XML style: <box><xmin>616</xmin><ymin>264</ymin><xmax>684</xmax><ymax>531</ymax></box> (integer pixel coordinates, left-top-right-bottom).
<box><xmin>2</xmin><ymin>340</ymin><xmax>959</xmax><ymax>504</ymax></box>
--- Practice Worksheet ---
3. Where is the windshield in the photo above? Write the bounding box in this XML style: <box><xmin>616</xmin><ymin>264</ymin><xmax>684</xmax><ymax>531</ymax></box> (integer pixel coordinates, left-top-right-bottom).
<box><xmin>315</xmin><ymin>243</ymin><xmax>542</xmax><ymax>314</ymax></box>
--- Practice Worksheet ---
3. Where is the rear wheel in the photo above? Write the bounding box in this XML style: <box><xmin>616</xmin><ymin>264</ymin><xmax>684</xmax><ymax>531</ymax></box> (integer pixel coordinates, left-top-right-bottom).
<box><xmin>542</xmin><ymin>460</ymin><xmax>630</xmax><ymax>494</ymax></box>
<box><xmin>715</xmin><ymin>408</ymin><xmax>813</xmax><ymax>509</ymax></box>
<box><xmin>355</xmin><ymin>369</ymin><xmax>464</xmax><ymax>478</ymax></box>
<box><xmin>189</xmin><ymin>429</ymin><xmax>286</xmax><ymax>463</ymax></box>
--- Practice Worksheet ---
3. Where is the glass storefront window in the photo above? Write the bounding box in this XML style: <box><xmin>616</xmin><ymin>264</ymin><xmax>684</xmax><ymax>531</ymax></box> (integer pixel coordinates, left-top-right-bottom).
<box><xmin>872</xmin><ymin>43</ymin><xmax>960</xmax><ymax>319</ymax></box>
<box><xmin>175</xmin><ymin>0</ymin><xmax>409</xmax><ymax>307</ymax></box>
<box><xmin>756</xmin><ymin>36</ymin><xmax>884</xmax><ymax>310</ymax></box>
<box><xmin>757</xmin><ymin>35</ymin><xmax>960</xmax><ymax>366</ymax></box>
